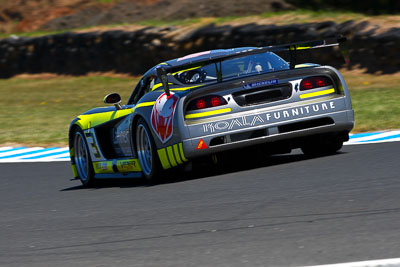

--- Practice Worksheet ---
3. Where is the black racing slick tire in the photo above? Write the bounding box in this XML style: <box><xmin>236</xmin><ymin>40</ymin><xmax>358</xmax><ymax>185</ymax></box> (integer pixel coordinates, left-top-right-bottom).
<box><xmin>301</xmin><ymin>138</ymin><xmax>343</xmax><ymax>156</ymax></box>
<box><xmin>135</xmin><ymin>118</ymin><xmax>160</xmax><ymax>183</ymax></box>
<box><xmin>73</xmin><ymin>128</ymin><xmax>95</xmax><ymax>187</ymax></box>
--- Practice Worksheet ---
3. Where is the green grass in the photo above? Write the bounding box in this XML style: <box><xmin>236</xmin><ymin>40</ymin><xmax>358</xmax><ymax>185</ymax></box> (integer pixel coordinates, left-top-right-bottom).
<box><xmin>0</xmin><ymin>18</ymin><xmax>203</xmax><ymax>39</ymax></box>
<box><xmin>0</xmin><ymin>72</ymin><xmax>399</xmax><ymax>146</ymax></box>
<box><xmin>343</xmin><ymin>72</ymin><xmax>400</xmax><ymax>132</ymax></box>
<box><xmin>350</xmin><ymin>87</ymin><xmax>400</xmax><ymax>132</ymax></box>
<box><xmin>261</xmin><ymin>9</ymin><xmax>365</xmax><ymax>18</ymax></box>
<box><xmin>0</xmin><ymin>76</ymin><xmax>138</xmax><ymax>146</ymax></box>
<box><xmin>136</xmin><ymin>18</ymin><xmax>203</xmax><ymax>27</ymax></box>
<box><xmin>0</xmin><ymin>9</ymin><xmax>375</xmax><ymax>39</ymax></box>
<box><xmin>96</xmin><ymin>0</ymin><xmax>118</xmax><ymax>3</ymax></box>
<box><xmin>0</xmin><ymin>30</ymin><xmax>69</xmax><ymax>39</ymax></box>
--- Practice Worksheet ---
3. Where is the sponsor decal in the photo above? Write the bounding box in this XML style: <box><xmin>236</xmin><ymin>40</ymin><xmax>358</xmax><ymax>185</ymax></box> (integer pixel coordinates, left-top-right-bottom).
<box><xmin>90</xmin><ymin>143</ymin><xmax>101</xmax><ymax>158</ymax></box>
<box><xmin>116</xmin><ymin>159</ymin><xmax>141</xmax><ymax>172</ymax></box>
<box><xmin>101</xmin><ymin>163</ymin><xmax>108</xmax><ymax>170</ymax></box>
<box><xmin>243</xmin><ymin>79</ymin><xmax>278</xmax><ymax>89</ymax></box>
<box><xmin>202</xmin><ymin>101</ymin><xmax>336</xmax><ymax>133</ymax></box>
<box><xmin>151</xmin><ymin>92</ymin><xmax>180</xmax><ymax>143</ymax></box>
<box><xmin>93</xmin><ymin>161</ymin><xmax>113</xmax><ymax>173</ymax></box>
<box><xmin>94</xmin><ymin>160</ymin><xmax>141</xmax><ymax>173</ymax></box>
<box><xmin>118</xmin><ymin>160</ymin><xmax>135</xmax><ymax>170</ymax></box>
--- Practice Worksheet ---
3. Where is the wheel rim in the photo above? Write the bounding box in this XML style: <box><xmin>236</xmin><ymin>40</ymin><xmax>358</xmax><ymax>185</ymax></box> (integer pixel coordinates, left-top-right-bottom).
<box><xmin>74</xmin><ymin>132</ymin><xmax>89</xmax><ymax>181</ymax></box>
<box><xmin>136</xmin><ymin>124</ymin><xmax>153</xmax><ymax>176</ymax></box>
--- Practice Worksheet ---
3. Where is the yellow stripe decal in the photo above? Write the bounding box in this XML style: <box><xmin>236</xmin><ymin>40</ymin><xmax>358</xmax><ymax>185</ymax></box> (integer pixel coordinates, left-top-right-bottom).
<box><xmin>179</xmin><ymin>143</ymin><xmax>188</xmax><ymax>162</ymax></box>
<box><xmin>152</xmin><ymin>83</ymin><xmax>173</xmax><ymax>91</ymax></box>
<box><xmin>173</xmin><ymin>144</ymin><xmax>183</xmax><ymax>165</ymax></box>
<box><xmin>136</xmin><ymin>101</ymin><xmax>155</xmax><ymax>108</ymax></box>
<box><xmin>158</xmin><ymin>143</ymin><xmax>188</xmax><ymax>169</ymax></box>
<box><xmin>132</xmin><ymin>101</ymin><xmax>156</xmax><ymax>112</ymax></box>
<box><xmin>77</xmin><ymin>102</ymin><xmax>156</xmax><ymax>130</ymax></box>
<box><xmin>299</xmin><ymin>88</ymin><xmax>335</xmax><ymax>99</ymax></box>
<box><xmin>171</xmin><ymin>85</ymin><xmax>202</xmax><ymax>91</ymax></box>
<box><xmin>157</xmin><ymin>148</ymin><xmax>171</xmax><ymax>169</ymax></box>
<box><xmin>152</xmin><ymin>83</ymin><xmax>163</xmax><ymax>91</ymax></box>
<box><xmin>71</xmin><ymin>164</ymin><xmax>78</xmax><ymax>178</ymax></box>
<box><xmin>185</xmin><ymin>108</ymin><xmax>232</xmax><ymax>119</ymax></box>
<box><xmin>69</xmin><ymin>147</ymin><xmax>74</xmax><ymax>157</ymax></box>
<box><xmin>116</xmin><ymin>159</ymin><xmax>142</xmax><ymax>172</ymax></box>
<box><xmin>152</xmin><ymin>84</ymin><xmax>203</xmax><ymax>92</ymax></box>
<box><xmin>166</xmin><ymin>146</ymin><xmax>177</xmax><ymax>167</ymax></box>
<box><xmin>290</xmin><ymin>45</ymin><xmax>311</xmax><ymax>50</ymax></box>
<box><xmin>171</xmin><ymin>66</ymin><xmax>202</xmax><ymax>75</ymax></box>
<box><xmin>76</xmin><ymin>109</ymin><xmax>133</xmax><ymax>130</ymax></box>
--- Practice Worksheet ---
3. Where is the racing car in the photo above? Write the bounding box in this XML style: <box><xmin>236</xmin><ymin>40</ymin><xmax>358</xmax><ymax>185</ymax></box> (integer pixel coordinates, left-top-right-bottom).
<box><xmin>69</xmin><ymin>38</ymin><xmax>354</xmax><ymax>186</ymax></box>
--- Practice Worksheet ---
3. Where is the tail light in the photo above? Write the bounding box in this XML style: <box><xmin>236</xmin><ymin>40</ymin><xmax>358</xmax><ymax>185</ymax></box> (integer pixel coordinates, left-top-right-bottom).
<box><xmin>187</xmin><ymin>95</ymin><xmax>228</xmax><ymax>111</ymax></box>
<box><xmin>300</xmin><ymin>76</ymin><xmax>333</xmax><ymax>91</ymax></box>
<box><xmin>196</xmin><ymin>99</ymin><xmax>207</xmax><ymax>109</ymax></box>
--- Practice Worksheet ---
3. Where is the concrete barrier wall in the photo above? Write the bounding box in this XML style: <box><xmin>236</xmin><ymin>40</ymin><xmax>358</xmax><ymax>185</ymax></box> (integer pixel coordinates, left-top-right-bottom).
<box><xmin>0</xmin><ymin>20</ymin><xmax>399</xmax><ymax>78</ymax></box>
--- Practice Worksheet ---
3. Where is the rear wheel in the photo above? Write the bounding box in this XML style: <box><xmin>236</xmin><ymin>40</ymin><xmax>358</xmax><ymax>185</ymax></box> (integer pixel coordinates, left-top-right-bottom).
<box><xmin>136</xmin><ymin>119</ymin><xmax>160</xmax><ymax>182</ymax></box>
<box><xmin>301</xmin><ymin>141</ymin><xmax>343</xmax><ymax>156</ymax></box>
<box><xmin>301</xmin><ymin>134</ymin><xmax>344</xmax><ymax>156</ymax></box>
<box><xmin>73</xmin><ymin>128</ymin><xmax>95</xmax><ymax>187</ymax></box>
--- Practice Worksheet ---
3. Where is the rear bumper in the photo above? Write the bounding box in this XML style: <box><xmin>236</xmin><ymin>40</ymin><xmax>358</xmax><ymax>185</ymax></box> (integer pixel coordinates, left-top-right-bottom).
<box><xmin>182</xmin><ymin>96</ymin><xmax>354</xmax><ymax>158</ymax></box>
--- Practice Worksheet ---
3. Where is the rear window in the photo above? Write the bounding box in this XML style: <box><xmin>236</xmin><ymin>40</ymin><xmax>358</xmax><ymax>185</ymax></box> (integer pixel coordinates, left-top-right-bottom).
<box><xmin>172</xmin><ymin>52</ymin><xmax>289</xmax><ymax>85</ymax></box>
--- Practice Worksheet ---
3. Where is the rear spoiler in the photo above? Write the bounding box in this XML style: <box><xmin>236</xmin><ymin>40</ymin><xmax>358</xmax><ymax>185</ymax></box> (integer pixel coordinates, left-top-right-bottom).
<box><xmin>157</xmin><ymin>37</ymin><xmax>348</xmax><ymax>96</ymax></box>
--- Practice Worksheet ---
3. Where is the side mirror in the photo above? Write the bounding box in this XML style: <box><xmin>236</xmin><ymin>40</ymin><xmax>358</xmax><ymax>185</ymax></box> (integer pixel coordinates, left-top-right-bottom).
<box><xmin>104</xmin><ymin>93</ymin><xmax>122</xmax><ymax>110</ymax></box>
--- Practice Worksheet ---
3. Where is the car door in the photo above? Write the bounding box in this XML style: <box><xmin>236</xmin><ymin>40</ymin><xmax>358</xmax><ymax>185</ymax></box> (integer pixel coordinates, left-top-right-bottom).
<box><xmin>113</xmin><ymin>76</ymin><xmax>154</xmax><ymax>158</ymax></box>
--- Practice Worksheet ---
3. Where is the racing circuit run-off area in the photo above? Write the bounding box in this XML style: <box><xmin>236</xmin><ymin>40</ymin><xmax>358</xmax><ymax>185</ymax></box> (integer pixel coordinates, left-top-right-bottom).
<box><xmin>1</xmin><ymin>138</ymin><xmax>400</xmax><ymax>267</ymax></box>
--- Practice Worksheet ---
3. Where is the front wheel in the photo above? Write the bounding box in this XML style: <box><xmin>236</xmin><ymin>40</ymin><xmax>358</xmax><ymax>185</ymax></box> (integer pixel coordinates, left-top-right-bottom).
<box><xmin>73</xmin><ymin>128</ymin><xmax>95</xmax><ymax>187</ymax></box>
<box><xmin>136</xmin><ymin>118</ymin><xmax>160</xmax><ymax>182</ymax></box>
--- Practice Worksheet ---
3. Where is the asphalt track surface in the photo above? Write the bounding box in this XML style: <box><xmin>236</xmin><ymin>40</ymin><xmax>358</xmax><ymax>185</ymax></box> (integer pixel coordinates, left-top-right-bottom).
<box><xmin>1</xmin><ymin>142</ymin><xmax>400</xmax><ymax>267</ymax></box>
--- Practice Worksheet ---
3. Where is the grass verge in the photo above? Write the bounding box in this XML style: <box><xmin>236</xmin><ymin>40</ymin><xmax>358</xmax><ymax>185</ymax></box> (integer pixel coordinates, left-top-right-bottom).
<box><xmin>0</xmin><ymin>71</ymin><xmax>399</xmax><ymax>146</ymax></box>
<box><xmin>0</xmin><ymin>75</ymin><xmax>138</xmax><ymax>146</ymax></box>
<box><xmin>1</xmin><ymin>9</ymin><xmax>398</xmax><ymax>39</ymax></box>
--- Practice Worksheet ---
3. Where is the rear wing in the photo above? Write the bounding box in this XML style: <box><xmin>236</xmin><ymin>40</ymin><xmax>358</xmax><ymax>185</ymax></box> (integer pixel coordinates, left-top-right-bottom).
<box><xmin>157</xmin><ymin>37</ymin><xmax>348</xmax><ymax>96</ymax></box>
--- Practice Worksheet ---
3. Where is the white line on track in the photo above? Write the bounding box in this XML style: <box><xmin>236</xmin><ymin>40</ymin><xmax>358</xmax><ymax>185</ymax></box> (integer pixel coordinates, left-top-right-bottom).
<box><xmin>301</xmin><ymin>258</ymin><xmax>400</xmax><ymax>267</ymax></box>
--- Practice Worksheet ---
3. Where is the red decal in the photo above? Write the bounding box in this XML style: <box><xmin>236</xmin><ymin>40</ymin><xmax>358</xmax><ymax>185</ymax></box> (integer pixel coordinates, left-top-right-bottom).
<box><xmin>151</xmin><ymin>92</ymin><xmax>179</xmax><ymax>143</ymax></box>
<box><xmin>196</xmin><ymin>139</ymin><xmax>208</xmax><ymax>150</ymax></box>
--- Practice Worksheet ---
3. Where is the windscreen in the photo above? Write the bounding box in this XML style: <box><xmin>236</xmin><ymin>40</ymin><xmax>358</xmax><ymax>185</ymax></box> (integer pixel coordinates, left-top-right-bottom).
<box><xmin>172</xmin><ymin>52</ymin><xmax>289</xmax><ymax>85</ymax></box>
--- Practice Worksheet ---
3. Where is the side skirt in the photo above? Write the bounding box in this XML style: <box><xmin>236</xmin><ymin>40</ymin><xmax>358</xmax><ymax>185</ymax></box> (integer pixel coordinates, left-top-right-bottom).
<box><xmin>94</xmin><ymin>172</ymin><xmax>142</xmax><ymax>179</ymax></box>
<box><xmin>92</xmin><ymin>158</ymin><xmax>143</xmax><ymax>179</ymax></box>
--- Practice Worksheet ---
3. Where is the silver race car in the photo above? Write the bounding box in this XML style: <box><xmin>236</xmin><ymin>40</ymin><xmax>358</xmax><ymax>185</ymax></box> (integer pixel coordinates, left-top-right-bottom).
<box><xmin>69</xmin><ymin>38</ymin><xmax>354</xmax><ymax>186</ymax></box>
